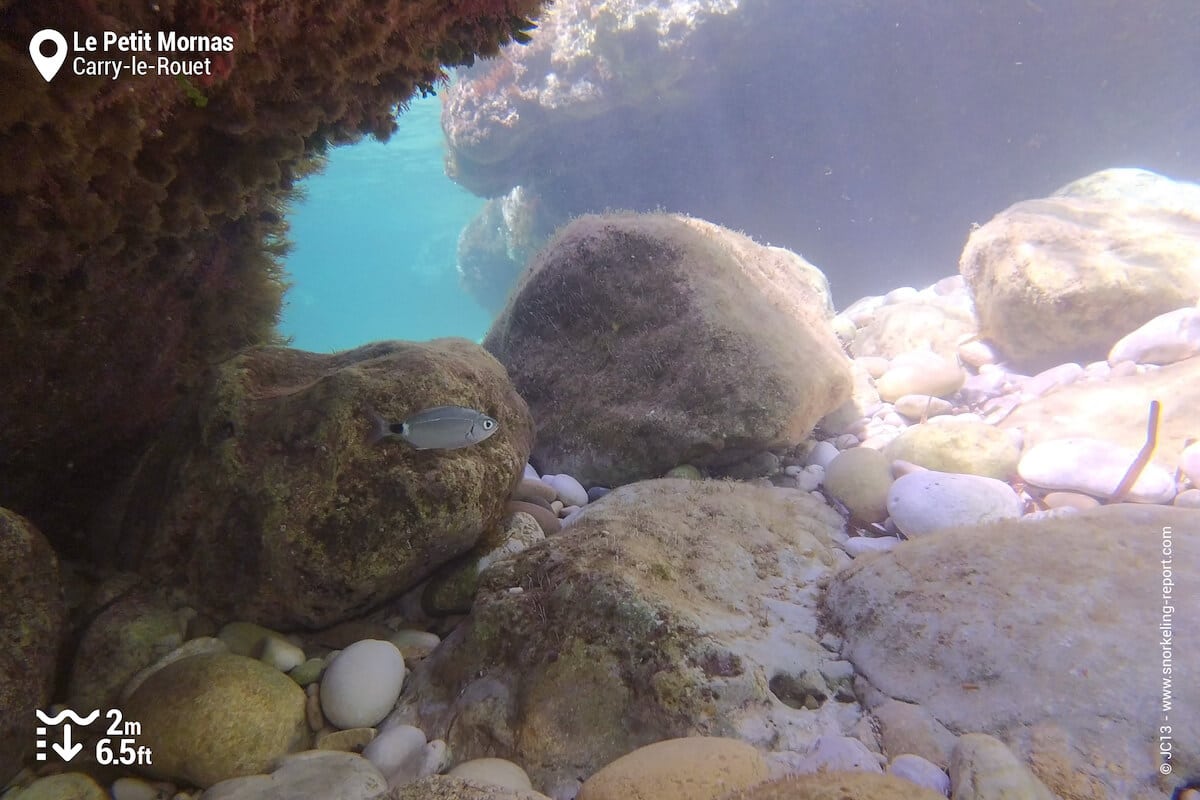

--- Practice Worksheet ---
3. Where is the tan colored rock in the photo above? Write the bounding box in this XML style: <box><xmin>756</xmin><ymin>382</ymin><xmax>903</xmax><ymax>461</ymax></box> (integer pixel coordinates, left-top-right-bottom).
<box><xmin>485</xmin><ymin>212</ymin><xmax>851</xmax><ymax>487</ymax></box>
<box><xmin>851</xmin><ymin>299</ymin><xmax>977</xmax><ymax>361</ymax></box>
<box><xmin>7</xmin><ymin>773</ymin><xmax>107</xmax><ymax>800</ymax></box>
<box><xmin>0</xmin><ymin>509</ymin><xmax>66</xmax><ymax>786</ymax></box>
<box><xmin>823</xmin><ymin>447</ymin><xmax>893</xmax><ymax>523</ymax></box>
<box><xmin>875</xmin><ymin>351</ymin><xmax>965</xmax><ymax>402</ymax></box>
<box><xmin>385</xmin><ymin>774</ymin><xmax>552</xmax><ymax>800</ymax></box>
<box><xmin>93</xmin><ymin>339</ymin><xmax>534</xmax><ymax>629</ymax></box>
<box><xmin>884</xmin><ymin>420</ymin><xmax>1021</xmax><ymax>480</ymax></box>
<box><xmin>123</xmin><ymin>652</ymin><xmax>309</xmax><ymax>788</ymax></box>
<box><xmin>1041</xmin><ymin>491</ymin><xmax>1100</xmax><ymax>511</ymax></box>
<box><xmin>448</xmin><ymin>758</ymin><xmax>534</xmax><ymax>791</ymax></box>
<box><xmin>512</xmin><ymin>478</ymin><xmax>557</xmax><ymax>505</ymax></box>
<box><xmin>578</xmin><ymin>737</ymin><xmax>768</xmax><ymax>800</ymax></box>
<box><xmin>950</xmin><ymin>734</ymin><xmax>1055</xmax><ymax>800</ymax></box>
<box><xmin>717</xmin><ymin>771</ymin><xmax>946</xmax><ymax>800</ymax></box>
<box><xmin>397</xmin><ymin>479</ymin><xmax>847</xmax><ymax>792</ymax></box>
<box><xmin>961</xmin><ymin>168</ymin><xmax>1200</xmax><ymax>370</ymax></box>
<box><xmin>999</xmin><ymin>355</ymin><xmax>1200</xmax><ymax>468</ymax></box>
<box><xmin>826</xmin><ymin>505</ymin><xmax>1200</xmax><ymax>799</ymax></box>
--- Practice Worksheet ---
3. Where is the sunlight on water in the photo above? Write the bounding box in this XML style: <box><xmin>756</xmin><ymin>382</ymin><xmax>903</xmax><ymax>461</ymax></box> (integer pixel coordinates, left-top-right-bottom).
<box><xmin>279</xmin><ymin>94</ymin><xmax>489</xmax><ymax>353</ymax></box>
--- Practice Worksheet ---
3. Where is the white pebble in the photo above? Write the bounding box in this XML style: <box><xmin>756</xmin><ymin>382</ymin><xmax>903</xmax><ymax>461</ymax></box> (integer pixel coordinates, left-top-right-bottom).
<box><xmin>1022</xmin><ymin>362</ymin><xmax>1084</xmax><ymax>398</ymax></box>
<box><xmin>882</xmin><ymin>411</ymin><xmax>908</xmax><ymax>427</ymax></box>
<box><xmin>321</xmin><ymin>640</ymin><xmax>406</xmax><ymax>729</ymax></box>
<box><xmin>807</xmin><ymin>440</ymin><xmax>840</xmax><ymax>469</ymax></box>
<box><xmin>843</xmin><ymin>536</ymin><xmax>900</xmax><ymax>557</ymax></box>
<box><xmin>257</xmin><ymin>636</ymin><xmax>306</xmax><ymax>673</ymax></box>
<box><xmin>784</xmin><ymin>464</ymin><xmax>804</xmax><ymax>477</ymax></box>
<box><xmin>522</xmin><ymin>463</ymin><xmax>539</xmax><ymax>480</ymax></box>
<box><xmin>957</xmin><ymin>339</ymin><xmax>997</xmax><ymax>369</ymax></box>
<box><xmin>884</xmin><ymin>286</ymin><xmax>919</xmax><ymax>304</ymax></box>
<box><xmin>792</xmin><ymin>735</ymin><xmax>883</xmax><ymax>774</ymax></box>
<box><xmin>875</xmin><ymin>351</ymin><xmax>965</xmax><ymax>402</ymax></box>
<box><xmin>833</xmin><ymin>433</ymin><xmax>860</xmax><ymax>449</ymax></box>
<box><xmin>887</xmin><ymin>470</ymin><xmax>1024</xmax><ymax>538</ymax></box>
<box><xmin>1180</xmin><ymin>441</ymin><xmax>1200</xmax><ymax>485</ymax></box>
<box><xmin>1174</xmin><ymin>489</ymin><xmax>1200</xmax><ymax>509</ymax></box>
<box><xmin>362</xmin><ymin>724</ymin><xmax>427</xmax><ymax>787</ymax></box>
<box><xmin>1018</xmin><ymin>438</ymin><xmax>1176</xmax><ymax>504</ymax></box>
<box><xmin>888</xmin><ymin>753</ymin><xmax>950</xmax><ymax>795</ymax></box>
<box><xmin>1083</xmin><ymin>360</ymin><xmax>1111</xmax><ymax>380</ymax></box>
<box><xmin>795</xmin><ymin>464</ymin><xmax>824</xmax><ymax>492</ymax></box>
<box><xmin>543</xmin><ymin>473</ymin><xmax>588</xmax><ymax>507</ymax></box>
<box><xmin>1108</xmin><ymin>307</ymin><xmax>1200</xmax><ymax>365</ymax></box>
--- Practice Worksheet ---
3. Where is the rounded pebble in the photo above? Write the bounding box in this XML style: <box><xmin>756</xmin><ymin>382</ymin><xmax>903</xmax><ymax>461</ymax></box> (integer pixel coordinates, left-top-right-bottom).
<box><xmin>512</xmin><ymin>478</ymin><xmax>557</xmax><ymax>505</ymax></box>
<box><xmin>448</xmin><ymin>758</ymin><xmax>534</xmax><ymax>791</ymax></box>
<box><xmin>387</xmin><ymin>629</ymin><xmax>441</xmax><ymax>661</ymax></box>
<box><xmin>892</xmin><ymin>394</ymin><xmax>953</xmax><ymax>420</ymax></box>
<box><xmin>958</xmin><ymin>339</ymin><xmax>997</xmax><ymax>368</ymax></box>
<box><xmin>577</xmin><ymin>737</ymin><xmax>768</xmax><ymax>800</ymax></box>
<box><xmin>875</xmin><ymin>351</ymin><xmax>965</xmax><ymax>402</ymax></box>
<box><xmin>1108</xmin><ymin>306</ymin><xmax>1200</xmax><ymax>365</ymax></box>
<box><xmin>543</xmin><ymin>473</ymin><xmax>589</xmax><ymax>507</ymax></box>
<box><xmin>833</xmin><ymin>433</ymin><xmax>861</xmax><ymax>449</ymax></box>
<box><xmin>320</xmin><ymin>640</ymin><xmax>406</xmax><ymax>729</ymax></box>
<box><xmin>824</xmin><ymin>447</ymin><xmax>893</xmax><ymax>523</ymax></box>
<box><xmin>1018</xmin><ymin>438</ymin><xmax>1176</xmax><ymax>504</ymax></box>
<box><xmin>843</xmin><ymin>536</ymin><xmax>900</xmax><ymax>557</ymax></box>
<box><xmin>884</xmin><ymin>420</ymin><xmax>1021</xmax><ymax>481</ymax></box>
<box><xmin>806</xmin><ymin>440</ymin><xmax>840</xmax><ymax>469</ymax></box>
<box><xmin>587</xmin><ymin>486</ymin><xmax>611</xmax><ymax>502</ymax></box>
<box><xmin>111</xmin><ymin>777</ymin><xmax>169</xmax><ymax>800</ymax></box>
<box><xmin>856</xmin><ymin>356</ymin><xmax>891</xmax><ymax>378</ymax></box>
<box><xmin>362</xmin><ymin>724</ymin><xmax>428</xmax><ymax>786</ymax></box>
<box><xmin>1042</xmin><ymin>491</ymin><xmax>1101</xmax><ymax>511</ymax></box>
<box><xmin>887</xmin><ymin>470</ymin><xmax>1024</xmax><ymax>537</ymax></box>
<box><xmin>257</xmin><ymin>636</ymin><xmax>306</xmax><ymax>673</ymax></box>
<box><xmin>1180</xmin><ymin>441</ymin><xmax>1200</xmax><ymax>485</ymax></box>
<box><xmin>523</xmin><ymin>463</ymin><xmax>539</xmax><ymax>480</ymax></box>
<box><xmin>888</xmin><ymin>753</ymin><xmax>951</xmax><ymax>795</ymax></box>
<box><xmin>794</xmin><ymin>464</ymin><xmax>824</xmax><ymax>493</ymax></box>
<box><xmin>1174</xmin><ymin>489</ymin><xmax>1200</xmax><ymax>509</ymax></box>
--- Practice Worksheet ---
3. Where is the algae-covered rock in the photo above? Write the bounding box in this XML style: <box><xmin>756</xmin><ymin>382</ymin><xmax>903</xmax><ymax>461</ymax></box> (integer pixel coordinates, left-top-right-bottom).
<box><xmin>95</xmin><ymin>338</ymin><xmax>534</xmax><ymax>629</ymax></box>
<box><xmin>825</xmin><ymin>505</ymin><xmax>1200</xmax><ymax>800</ymax></box>
<box><xmin>0</xmin><ymin>508</ymin><xmax>66</xmax><ymax>786</ymax></box>
<box><xmin>717</xmin><ymin>771</ymin><xmax>946</xmax><ymax>800</ymax></box>
<box><xmin>485</xmin><ymin>212</ymin><xmax>851</xmax><ymax>488</ymax></box>
<box><xmin>883</xmin><ymin>420</ymin><xmax>1021</xmax><ymax>480</ymax></box>
<box><xmin>67</xmin><ymin>586</ymin><xmax>189</xmax><ymax>713</ymax></box>
<box><xmin>122</xmin><ymin>652</ymin><xmax>308</xmax><ymax>788</ymax></box>
<box><xmin>961</xmin><ymin>168</ymin><xmax>1200</xmax><ymax>370</ymax></box>
<box><xmin>395</xmin><ymin>479</ymin><xmax>848</xmax><ymax>791</ymax></box>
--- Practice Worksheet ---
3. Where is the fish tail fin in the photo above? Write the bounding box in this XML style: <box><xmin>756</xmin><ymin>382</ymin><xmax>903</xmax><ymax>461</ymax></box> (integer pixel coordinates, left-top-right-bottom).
<box><xmin>363</xmin><ymin>405</ymin><xmax>389</xmax><ymax>446</ymax></box>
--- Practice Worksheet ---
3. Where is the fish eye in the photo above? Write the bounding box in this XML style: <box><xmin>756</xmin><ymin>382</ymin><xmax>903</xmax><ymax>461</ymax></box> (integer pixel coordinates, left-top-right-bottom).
<box><xmin>483</xmin><ymin>419</ymin><xmax>496</xmax><ymax>430</ymax></box>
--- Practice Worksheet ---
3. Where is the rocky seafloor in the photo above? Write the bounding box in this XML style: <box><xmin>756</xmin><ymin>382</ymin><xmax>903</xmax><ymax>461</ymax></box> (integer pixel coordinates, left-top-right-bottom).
<box><xmin>3</xmin><ymin>167</ymin><xmax>1199</xmax><ymax>800</ymax></box>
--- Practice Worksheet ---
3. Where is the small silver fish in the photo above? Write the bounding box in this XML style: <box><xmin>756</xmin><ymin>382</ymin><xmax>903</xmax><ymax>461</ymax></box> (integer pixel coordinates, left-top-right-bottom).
<box><xmin>365</xmin><ymin>405</ymin><xmax>499</xmax><ymax>450</ymax></box>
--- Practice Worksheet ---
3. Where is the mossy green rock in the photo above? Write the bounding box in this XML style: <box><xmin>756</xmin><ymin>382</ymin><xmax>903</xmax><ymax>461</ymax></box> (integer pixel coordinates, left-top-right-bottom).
<box><xmin>122</xmin><ymin>652</ymin><xmax>308</xmax><ymax>788</ymax></box>
<box><xmin>884</xmin><ymin>420</ymin><xmax>1020</xmax><ymax>480</ymax></box>
<box><xmin>0</xmin><ymin>508</ymin><xmax>67</xmax><ymax>786</ymax></box>
<box><xmin>7</xmin><ymin>773</ymin><xmax>107</xmax><ymax>800</ymax></box>
<box><xmin>665</xmin><ymin>464</ymin><xmax>703</xmax><ymax>480</ymax></box>
<box><xmin>67</xmin><ymin>587</ymin><xmax>187</xmax><ymax>712</ymax></box>
<box><xmin>823</xmin><ymin>447</ymin><xmax>893</xmax><ymax>523</ymax></box>
<box><xmin>485</xmin><ymin>212</ymin><xmax>851</xmax><ymax>487</ymax></box>
<box><xmin>93</xmin><ymin>339</ymin><xmax>534</xmax><ymax>629</ymax></box>
<box><xmin>718</xmin><ymin>772</ymin><xmax>946</xmax><ymax>800</ymax></box>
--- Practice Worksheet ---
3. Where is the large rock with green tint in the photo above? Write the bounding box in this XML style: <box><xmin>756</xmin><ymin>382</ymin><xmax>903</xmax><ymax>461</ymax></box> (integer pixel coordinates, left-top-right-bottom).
<box><xmin>0</xmin><ymin>508</ymin><xmax>66</xmax><ymax>786</ymax></box>
<box><xmin>883</xmin><ymin>420</ymin><xmax>1021</xmax><ymax>480</ymax></box>
<box><xmin>485</xmin><ymin>213</ymin><xmax>852</xmax><ymax>488</ymax></box>
<box><xmin>122</xmin><ymin>652</ymin><xmax>308</xmax><ymax>788</ymax></box>
<box><xmin>394</xmin><ymin>479</ymin><xmax>849</xmax><ymax>794</ymax></box>
<box><xmin>94</xmin><ymin>339</ymin><xmax>534</xmax><ymax>629</ymax></box>
<box><xmin>961</xmin><ymin>168</ymin><xmax>1200</xmax><ymax>370</ymax></box>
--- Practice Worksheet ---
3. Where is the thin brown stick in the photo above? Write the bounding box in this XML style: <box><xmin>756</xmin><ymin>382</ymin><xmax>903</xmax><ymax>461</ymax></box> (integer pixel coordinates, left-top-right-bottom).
<box><xmin>1108</xmin><ymin>400</ymin><xmax>1162</xmax><ymax>503</ymax></box>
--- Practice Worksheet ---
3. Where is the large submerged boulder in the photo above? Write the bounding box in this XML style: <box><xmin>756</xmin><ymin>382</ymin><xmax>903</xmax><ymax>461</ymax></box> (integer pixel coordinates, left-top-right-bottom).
<box><xmin>484</xmin><ymin>212</ymin><xmax>852</xmax><ymax>487</ymax></box>
<box><xmin>94</xmin><ymin>339</ymin><xmax>534</xmax><ymax>629</ymax></box>
<box><xmin>0</xmin><ymin>509</ymin><xmax>67</xmax><ymax>786</ymax></box>
<box><xmin>960</xmin><ymin>168</ymin><xmax>1200</xmax><ymax>370</ymax></box>
<box><xmin>825</xmin><ymin>504</ymin><xmax>1200</xmax><ymax>800</ymax></box>
<box><xmin>0</xmin><ymin>0</ymin><xmax>549</xmax><ymax>554</ymax></box>
<box><xmin>394</xmin><ymin>479</ymin><xmax>852</xmax><ymax>795</ymax></box>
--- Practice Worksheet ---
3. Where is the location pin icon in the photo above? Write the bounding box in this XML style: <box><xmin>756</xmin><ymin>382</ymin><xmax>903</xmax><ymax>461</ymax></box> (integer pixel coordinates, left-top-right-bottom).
<box><xmin>29</xmin><ymin>29</ymin><xmax>67</xmax><ymax>82</ymax></box>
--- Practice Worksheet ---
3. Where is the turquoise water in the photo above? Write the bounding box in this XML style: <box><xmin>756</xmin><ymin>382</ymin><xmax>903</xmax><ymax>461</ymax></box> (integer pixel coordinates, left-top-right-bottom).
<box><xmin>279</xmin><ymin>94</ymin><xmax>490</xmax><ymax>353</ymax></box>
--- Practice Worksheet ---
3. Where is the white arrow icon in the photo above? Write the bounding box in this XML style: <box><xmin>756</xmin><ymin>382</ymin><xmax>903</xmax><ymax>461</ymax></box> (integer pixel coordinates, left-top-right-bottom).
<box><xmin>51</xmin><ymin>723</ymin><xmax>83</xmax><ymax>762</ymax></box>
<box><xmin>29</xmin><ymin>29</ymin><xmax>68</xmax><ymax>82</ymax></box>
